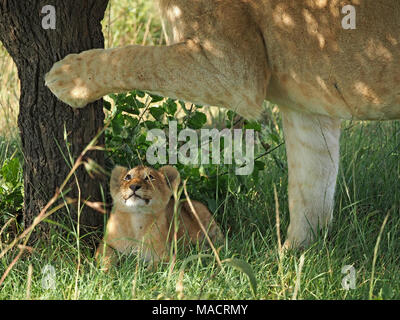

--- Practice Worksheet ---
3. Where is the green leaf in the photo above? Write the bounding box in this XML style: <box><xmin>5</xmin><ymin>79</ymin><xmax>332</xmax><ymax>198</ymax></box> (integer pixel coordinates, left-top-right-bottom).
<box><xmin>136</xmin><ymin>90</ymin><xmax>146</xmax><ymax>98</ymax></box>
<box><xmin>244</xmin><ymin>121</ymin><xmax>261</xmax><ymax>132</ymax></box>
<box><xmin>164</xmin><ymin>100</ymin><xmax>178</xmax><ymax>115</ymax></box>
<box><xmin>188</xmin><ymin>111</ymin><xmax>207</xmax><ymax>129</ymax></box>
<box><xmin>103</xmin><ymin>100</ymin><xmax>112</xmax><ymax>111</ymax></box>
<box><xmin>180</xmin><ymin>254</ymin><xmax>214</xmax><ymax>272</ymax></box>
<box><xmin>254</xmin><ymin>160</ymin><xmax>265</xmax><ymax>171</ymax></box>
<box><xmin>111</xmin><ymin>114</ymin><xmax>124</xmax><ymax>135</ymax></box>
<box><xmin>380</xmin><ymin>284</ymin><xmax>394</xmax><ymax>299</ymax></box>
<box><xmin>150</xmin><ymin>107</ymin><xmax>165</xmax><ymax>121</ymax></box>
<box><xmin>143</xmin><ymin>121</ymin><xmax>159</xmax><ymax>130</ymax></box>
<box><xmin>222</xmin><ymin>258</ymin><xmax>257</xmax><ymax>297</ymax></box>
<box><xmin>269</xmin><ymin>133</ymin><xmax>281</xmax><ymax>144</ymax></box>
<box><xmin>149</xmin><ymin>94</ymin><xmax>164</xmax><ymax>103</ymax></box>
<box><xmin>227</xmin><ymin>110</ymin><xmax>237</xmax><ymax>121</ymax></box>
<box><xmin>129</xmin><ymin>96</ymin><xmax>146</xmax><ymax>109</ymax></box>
<box><xmin>126</xmin><ymin>117</ymin><xmax>139</xmax><ymax>128</ymax></box>
<box><xmin>124</xmin><ymin>94</ymin><xmax>142</xmax><ymax>107</ymax></box>
<box><xmin>1</xmin><ymin>158</ymin><xmax>20</xmax><ymax>185</ymax></box>
<box><xmin>251</xmin><ymin>168</ymin><xmax>260</xmax><ymax>183</ymax></box>
<box><xmin>119</xmin><ymin>104</ymin><xmax>140</xmax><ymax>115</ymax></box>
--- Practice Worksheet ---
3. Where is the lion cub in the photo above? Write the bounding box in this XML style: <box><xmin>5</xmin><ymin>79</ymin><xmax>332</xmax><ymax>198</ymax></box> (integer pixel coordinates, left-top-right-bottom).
<box><xmin>96</xmin><ymin>165</ymin><xmax>223</xmax><ymax>270</ymax></box>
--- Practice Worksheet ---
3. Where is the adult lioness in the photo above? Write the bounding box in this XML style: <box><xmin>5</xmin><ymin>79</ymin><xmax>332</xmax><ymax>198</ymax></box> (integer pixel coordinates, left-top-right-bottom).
<box><xmin>45</xmin><ymin>0</ymin><xmax>400</xmax><ymax>248</ymax></box>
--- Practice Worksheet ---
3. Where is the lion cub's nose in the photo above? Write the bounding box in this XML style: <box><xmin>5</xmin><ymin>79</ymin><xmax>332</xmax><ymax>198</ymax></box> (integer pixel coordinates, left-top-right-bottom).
<box><xmin>129</xmin><ymin>184</ymin><xmax>141</xmax><ymax>192</ymax></box>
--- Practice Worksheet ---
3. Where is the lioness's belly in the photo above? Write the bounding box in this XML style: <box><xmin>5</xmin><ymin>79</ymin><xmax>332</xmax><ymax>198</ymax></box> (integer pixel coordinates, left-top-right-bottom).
<box><xmin>258</xmin><ymin>0</ymin><xmax>400</xmax><ymax>120</ymax></box>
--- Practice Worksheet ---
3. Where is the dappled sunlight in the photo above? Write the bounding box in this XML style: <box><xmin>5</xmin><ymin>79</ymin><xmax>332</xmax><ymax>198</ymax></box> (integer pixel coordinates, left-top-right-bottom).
<box><xmin>265</xmin><ymin>0</ymin><xmax>400</xmax><ymax>119</ymax></box>
<box><xmin>272</xmin><ymin>3</ymin><xmax>296</xmax><ymax>31</ymax></box>
<box><xmin>316</xmin><ymin>76</ymin><xmax>330</xmax><ymax>94</ymax></box>
<box><xmin>365</xmin><ymin>39</ymin><xmax>393</xmax><ymax>62</ymax></box>
<box><xmin>202</xmin><ymin>39</ymin><xmax>224</xmax><ymax>58</ymax></box>
<box><xmin>302</xmin><ymin>9</ymin><xmax>326</xmax><ymax>49</ymax></box>
<box><xmin>354</xmin><ymin>81</ymin><xmax>382</xmax><ymax>105</ymax></box>
<box><xmin>386</xmin><ymin>34</ymin><xmax>398</xmax><ymax>46</ymax></box>
<box><xmin>171</xmin><ymin>5</ymin><xmax>182</xmax><ymax>19</ymax></box>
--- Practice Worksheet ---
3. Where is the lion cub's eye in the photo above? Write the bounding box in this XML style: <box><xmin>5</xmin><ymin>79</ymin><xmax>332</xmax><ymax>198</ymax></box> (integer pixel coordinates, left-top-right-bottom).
<box><xmin>124</xmin><ymin>174</ymin><xmax>132</xmax><ymax>181</ymax></box>
<box><xmin>144</xmin><ymin>174</ymin><xmax>155</xmax><ymax>182</ymax></box>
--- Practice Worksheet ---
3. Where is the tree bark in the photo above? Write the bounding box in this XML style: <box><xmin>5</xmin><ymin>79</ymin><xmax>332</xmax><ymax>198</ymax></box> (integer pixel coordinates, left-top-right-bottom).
<box><xmin>0</xmin><ymin>0</ymin><xmax>109</xmax><ymax>241</ymax></box>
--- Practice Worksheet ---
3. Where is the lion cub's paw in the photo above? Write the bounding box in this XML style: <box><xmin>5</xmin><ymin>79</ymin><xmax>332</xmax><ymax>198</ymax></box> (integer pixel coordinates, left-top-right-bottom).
<box><xmin>45</xmin><ymin>49</ymin><xmax>106</xmax><ymax>108</ymax></box>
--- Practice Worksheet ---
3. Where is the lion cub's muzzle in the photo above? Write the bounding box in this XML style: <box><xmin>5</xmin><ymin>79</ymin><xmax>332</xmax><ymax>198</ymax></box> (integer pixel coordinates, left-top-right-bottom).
<box><xmin>125</xmin><ymin>182</ymin><xmax>151</xmax><ymax>204</ymax></box>
<box><xmin>129</xmin><ymin>184</ymin><xmax>141</xmax><ymax>193</ymax></box>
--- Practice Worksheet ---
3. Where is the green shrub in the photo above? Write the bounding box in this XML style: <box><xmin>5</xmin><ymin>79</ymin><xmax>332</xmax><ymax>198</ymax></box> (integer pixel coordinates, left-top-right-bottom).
<box><xmin>104</xmin><ymin>91</ymin><xmax>266</xmax><ymax>213</ymax></box>
<box><xmin>0</xmin><ymin>140</ymin><xmax>23</xmax><ymax>223</ymax></box>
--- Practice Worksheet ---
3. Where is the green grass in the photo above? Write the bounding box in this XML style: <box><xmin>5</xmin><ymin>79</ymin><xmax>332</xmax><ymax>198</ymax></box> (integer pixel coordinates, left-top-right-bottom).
<box><xmin>1</xmin><ymin>0</ymin><xmax>400</xmax><ymax>300</ymax></box>
<box><xmin>1</xmin><ymin>120</ymin><xmax>400</xmax><ymax>300</ymax></box>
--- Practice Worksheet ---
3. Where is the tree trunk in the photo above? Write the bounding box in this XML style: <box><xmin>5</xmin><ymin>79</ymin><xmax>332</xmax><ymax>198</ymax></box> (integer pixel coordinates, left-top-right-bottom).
<box><xmin>0</xmin><ymin>0</ymin><xmax>109</xmax><ymax>241</ymax></box>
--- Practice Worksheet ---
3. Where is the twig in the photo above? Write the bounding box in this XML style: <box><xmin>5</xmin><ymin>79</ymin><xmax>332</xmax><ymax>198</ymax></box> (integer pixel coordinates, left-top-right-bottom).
<box><xmin>369</xmin><ymin>210</ymin><xmax>390</xmax><ymax>299</ymax></box>
<box><xmin>274</xmin><ymin>185</ymin><xmax>282</xmax><ymax>253</ymax></box>
<box><xmin>191</xmin><ymin>142</ymin><xmax>285</xmax><ymax>184</ymax></box>
<box><xmin>274</xmin><ymin>184</ymin><xmax>286</xmax><ymax>299</ymax></box>
<box><xmin>131</xmin><ymin>262</ymin><xmax>140</xmax><ymax>300</ymax></box>
<box><xmin>0</xmin><ymin>246</ymin><xmax>25</xmax><ymax>286</ymax></box>
<box><xmin>26</xmin><ymin>264</ymin><xmax>33</xmax><ymax>300</ymax></box>
<box><xmin>0</xmin><ymin>217</ymin><xmax>16</xmax><ymax>249</ymax></box>
<box><xmin>292</xmin><ymin>254</ymin><xmax>305</xmax><ymax>300</ymax></box>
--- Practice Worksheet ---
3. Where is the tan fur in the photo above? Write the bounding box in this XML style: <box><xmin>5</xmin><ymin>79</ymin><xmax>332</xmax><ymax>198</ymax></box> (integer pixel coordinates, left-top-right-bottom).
<box><xmin>46</xmin><ymin>1</ymin><xmax>400</xmax><ymax>248</ymax></box>
<box><xmin>96</xmin><ymin>165</ymin><xmax>222</xmax><ymax>270</ymax></box>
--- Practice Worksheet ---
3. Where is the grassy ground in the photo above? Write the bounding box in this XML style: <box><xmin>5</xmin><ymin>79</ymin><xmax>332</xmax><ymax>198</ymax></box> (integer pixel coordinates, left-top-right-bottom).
<box><xmin>1</xmin><ymin>1</ymin><xmax>400</xmax><ymax>300</ymax></box>
<box><xmin>1</xmin><ymin>119</ymin><xmax>399</xmax><ymax>300</ymax></box>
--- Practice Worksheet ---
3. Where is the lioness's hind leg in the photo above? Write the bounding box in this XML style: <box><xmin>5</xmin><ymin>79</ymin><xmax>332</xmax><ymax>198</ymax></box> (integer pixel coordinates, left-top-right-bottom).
<box><xmin>281</xmin><ymin>107</ymin><xmax>341</xmax><ymax>249</ymax></box>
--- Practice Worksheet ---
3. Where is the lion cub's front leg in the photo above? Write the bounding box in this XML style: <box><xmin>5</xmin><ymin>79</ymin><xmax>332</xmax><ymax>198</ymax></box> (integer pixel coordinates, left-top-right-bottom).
<box><xmin>95</xmin><ymin>240</ymin><xmax>118</xmax><ymax>272</ymax></box>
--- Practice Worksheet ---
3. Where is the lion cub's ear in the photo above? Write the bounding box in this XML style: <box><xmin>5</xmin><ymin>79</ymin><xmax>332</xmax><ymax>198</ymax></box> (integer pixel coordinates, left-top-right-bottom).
<box><xmin>159</xmin><ymin>166</ymin><xmax>181</xmax><ymax>195</ymax></box>
<box><xmin>110</xmin><ymin>166</ymin><xmax>128</xmax><ymax>199</ymax></box>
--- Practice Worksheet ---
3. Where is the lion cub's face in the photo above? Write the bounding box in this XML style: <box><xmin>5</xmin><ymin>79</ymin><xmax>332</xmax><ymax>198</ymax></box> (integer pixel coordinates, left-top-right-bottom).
<box><xmin>110</xmin><ymin>165</ymin><xmax>180</xmax><ymax>214</ymax></box>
